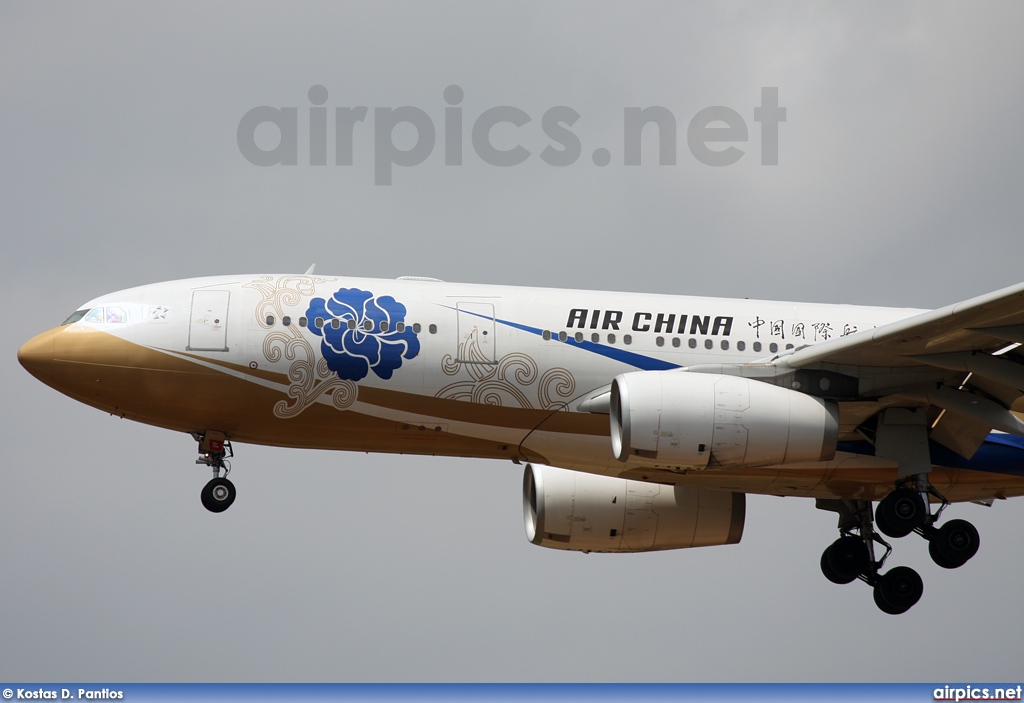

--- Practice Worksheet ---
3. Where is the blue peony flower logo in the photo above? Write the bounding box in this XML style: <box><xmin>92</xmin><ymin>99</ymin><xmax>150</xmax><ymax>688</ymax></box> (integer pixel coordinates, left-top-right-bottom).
<box><xmin>305</xmin><ymin>288</ymin><xmax>420</xmax><ymax>382</ymax></box>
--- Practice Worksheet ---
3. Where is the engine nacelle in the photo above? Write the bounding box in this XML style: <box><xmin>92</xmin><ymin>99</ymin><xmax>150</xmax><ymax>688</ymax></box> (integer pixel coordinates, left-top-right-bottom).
<box><xmin>523</xmin><ymin>463</ymin><xmax>745</xmax><ymax>553</ymax></box>
<box><xmin>610</xmin><ymin>371</ymin><xmax>838</xmax><ymax>470</ymax></box>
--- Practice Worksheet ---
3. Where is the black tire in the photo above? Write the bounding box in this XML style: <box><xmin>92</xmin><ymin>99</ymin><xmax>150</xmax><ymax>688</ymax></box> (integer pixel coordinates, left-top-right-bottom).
<box><xmin>875</xmin><ymin>565</ymin><xmax>923</xmax><ymax>614</ymax></box>
<box><xmin>928</xmin><ymin>540</ymin><xmax>957</xmax><ymax>569</ymax></box>
<box><xmin>825</xmin><ymin>536</ymin><xmax>870</xmax><ymax>581</ymax></box>
<box><xmin>929</xmin><ymin>519</ymin><xmax>980</xmax><ymax>569</ymax></box>
<box><xmin>821</xmin><ymin>549</ymin><xmax>856</xmax><ymax>585</ymax></box>
<box><xmin>876</xmin><ymin>488</ymin><xmax>927</xmax><ymax>538</ymax></box>
<box><xmin>873</xmin><ymin>586</ymin><xmax>903</xmax><ymax>614</ymax></box>
<box><xmin>874</xmin><ymin>505</ymin><xmax>896</xmax><ymax>538</ymax></box>
<box><xmin>201</xmin><ymin>477</ymin><xmax>236</xmax><ymax>513</ymax></box>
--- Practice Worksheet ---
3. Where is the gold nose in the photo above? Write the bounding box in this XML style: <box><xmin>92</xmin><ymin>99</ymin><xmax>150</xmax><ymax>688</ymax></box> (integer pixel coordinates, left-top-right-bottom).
<box><xmin>17</xmin><ymin>327</ymin><xmax>58</xmax><ymax>379</ymax></box>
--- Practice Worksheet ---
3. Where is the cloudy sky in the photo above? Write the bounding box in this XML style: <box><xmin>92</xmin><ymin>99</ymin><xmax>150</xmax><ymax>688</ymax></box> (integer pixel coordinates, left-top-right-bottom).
<box><xmin>3</xmin><ymin>1</ymin><xmax>1024</xmax><ymax>682</ymax></box>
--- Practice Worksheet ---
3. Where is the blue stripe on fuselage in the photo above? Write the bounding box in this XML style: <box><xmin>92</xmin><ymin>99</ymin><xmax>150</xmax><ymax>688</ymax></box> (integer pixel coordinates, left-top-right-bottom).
<box><xmin>444</xmin><ymin>305</ymin><xmax>681</xmax><ymax>371</ymax></box>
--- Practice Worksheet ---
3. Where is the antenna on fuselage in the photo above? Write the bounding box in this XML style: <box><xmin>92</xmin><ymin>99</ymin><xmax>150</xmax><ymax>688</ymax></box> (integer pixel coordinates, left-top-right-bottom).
<box><xmin>304</xmin><ymin>263</ymin><xmax>317</xmax><ymax>275</ymax></box>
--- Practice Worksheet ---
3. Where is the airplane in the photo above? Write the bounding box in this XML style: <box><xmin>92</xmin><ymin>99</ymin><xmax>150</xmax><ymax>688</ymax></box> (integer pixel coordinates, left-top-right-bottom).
<box><xmin>17</xmin><ymin>270</ymin><xmax>1024</xmax><ymax>615</ymax></box>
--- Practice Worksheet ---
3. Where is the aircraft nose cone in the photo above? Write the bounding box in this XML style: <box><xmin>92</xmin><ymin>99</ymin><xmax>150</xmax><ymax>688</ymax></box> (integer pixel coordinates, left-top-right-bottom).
<box><xmin>18</xmin><ymin>327</ymin><xmax>58</xmax><ymax>379</ymax></box>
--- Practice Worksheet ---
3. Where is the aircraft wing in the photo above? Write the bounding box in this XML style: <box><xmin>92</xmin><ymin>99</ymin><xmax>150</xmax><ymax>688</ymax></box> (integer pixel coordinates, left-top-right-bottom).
<box><xmin>774</xmin><ymin>281</ymin><xmax>1024</xmax><ymax>458</ymax></box>
<box><xmin>785</xmin><ymin>281</ymin><xmax>1024</xmax><ymax>368</ymax></box>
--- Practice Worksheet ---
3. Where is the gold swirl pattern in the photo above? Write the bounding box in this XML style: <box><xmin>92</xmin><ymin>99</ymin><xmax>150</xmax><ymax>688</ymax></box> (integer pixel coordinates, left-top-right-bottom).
<box><xmin>436</xmin><ymin>329</ymin><xmax>575</xmax><ymax>410</ymax></box>
<box><xmin>243</xmin><ymin>275</ymin><xmax>358</xmax><ymax>418</ymax></box>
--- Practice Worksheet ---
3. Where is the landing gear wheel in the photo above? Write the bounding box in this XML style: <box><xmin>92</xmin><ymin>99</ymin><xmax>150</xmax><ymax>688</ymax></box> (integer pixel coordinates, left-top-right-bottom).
<box><xmin>876</xmin><ymin>488</ymin><xmax>927</xmax><ymax>538</ymax></box>
<box><xmin>872</xmin><ymin>587</ymin><xmax>903</xmax><ymax>615</ymax></box>
<box><xmin>821</xmin><ymin>550</ymin><xmax>856</xmax><ymax>585</ymax></box>
<box><xmin>873</xmin><ymin>566</ymin><xmax>923</xmax><ymax>614</ymax></box>
<box><xmin>824</xmin><ymin>536</ymin><xmax>869</xmax><ymax>582</ymax></box>
<box><xmin>201</xmin><ymin>477</ymin><xmax>236</xmax><ymax>513</ymax></box>
<box><xmin>928</xmin><ymin>519</ymin><xmax>979</xmax><ymax>569</ymax></box>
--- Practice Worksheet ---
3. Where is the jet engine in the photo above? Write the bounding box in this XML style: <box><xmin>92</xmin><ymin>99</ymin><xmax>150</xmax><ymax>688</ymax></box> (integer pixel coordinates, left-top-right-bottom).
<box><xmin>610</xmin><ymin>371</ymin><xmax>839</xmax><ymax>470</ymax></box>
<box><xmin>523</xmin><ymin>463</ymin><xmax>745</xmax><ymax>553</ymax></box>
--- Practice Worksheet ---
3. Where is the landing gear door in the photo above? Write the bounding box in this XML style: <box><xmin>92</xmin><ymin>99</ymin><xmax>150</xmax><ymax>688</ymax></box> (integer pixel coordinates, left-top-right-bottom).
<box><xmin>456</xmin><ymin>302</ymin><xmax>496</xmax><ymax>364</ymax></box>
<box><xmin>188</xmin><ymin>290</ymin><xmax>230</xmax><ymax>352</ymax></box>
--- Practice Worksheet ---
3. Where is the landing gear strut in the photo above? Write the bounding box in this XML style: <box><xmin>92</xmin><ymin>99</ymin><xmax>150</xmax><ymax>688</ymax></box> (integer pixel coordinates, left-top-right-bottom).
<box><xmin>193</xmin><ymin>431</ymin><xmax>236</xmax><ymax>513</ymax></box>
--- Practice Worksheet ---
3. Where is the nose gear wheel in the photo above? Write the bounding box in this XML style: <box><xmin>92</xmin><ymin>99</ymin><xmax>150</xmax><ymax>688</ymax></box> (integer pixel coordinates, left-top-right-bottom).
<box><xmin>192</xmin><ymin>431</ymin><xmax>238</xmax><ymax>513</ymax></box>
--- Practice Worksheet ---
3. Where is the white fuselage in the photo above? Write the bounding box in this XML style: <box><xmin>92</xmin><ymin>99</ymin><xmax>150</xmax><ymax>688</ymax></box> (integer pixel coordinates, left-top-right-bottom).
<box><xmin>19</xmin><ymin>273</ymin><xmax>1024</xmax><ymax>502</ymax></box>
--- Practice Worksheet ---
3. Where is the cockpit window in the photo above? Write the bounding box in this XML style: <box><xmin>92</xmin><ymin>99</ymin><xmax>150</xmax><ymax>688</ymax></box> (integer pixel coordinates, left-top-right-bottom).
<box><xmin>62</xmin><ymin>309</ymin><xmax>90</xmax><ymax>325</ymax></box>
<box><xmin>106</xmin><ymin>307</ymin><xmax>127</xmax><ymax>323</ymax></box>
<box><xmin>77</xmin><ymin>307</ymin><xmax>128</xmax><ymax>324</ymax></box>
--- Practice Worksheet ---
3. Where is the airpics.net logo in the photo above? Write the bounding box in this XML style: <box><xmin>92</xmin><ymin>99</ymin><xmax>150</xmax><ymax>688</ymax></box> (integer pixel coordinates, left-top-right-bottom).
<box><xmin>236</xmin><ymin>85</ymin><xmax>786</xmax><ymax>185</ymax></box>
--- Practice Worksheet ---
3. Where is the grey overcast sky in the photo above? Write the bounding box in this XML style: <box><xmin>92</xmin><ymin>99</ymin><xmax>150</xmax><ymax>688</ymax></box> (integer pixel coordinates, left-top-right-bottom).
<box><xmin>3</xmin><ymin>1</ymin><xmax>1024</xmax><ymax>682</ymax></box>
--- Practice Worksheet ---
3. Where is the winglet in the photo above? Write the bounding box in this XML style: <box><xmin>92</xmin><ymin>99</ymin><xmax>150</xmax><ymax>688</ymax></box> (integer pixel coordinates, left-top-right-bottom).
<box><xmin>304</xmin><ymin>263</ymin><xmax>317</xmax><ymax>275</ymax></box>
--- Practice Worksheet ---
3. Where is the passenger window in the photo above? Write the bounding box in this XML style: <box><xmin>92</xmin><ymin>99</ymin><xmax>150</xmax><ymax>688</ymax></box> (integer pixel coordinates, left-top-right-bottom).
<box><xmin>574</xmin><ymin>332</ymin><xmax>583</xmax><ymax>342</ymax></box>
<box><xmin>331</xmin><ymin>319</ymin><xmax>341</xmax><ymax>329</ymax></box>
<box><xmin>266</xmin><ymin>315</ymin><xmax>275</xmax><ymax>326</ymax></box>
<box><xmin>381</xmin><ymin>321</ymin><xmax>390</xmax><ymax>332</ymax></box>
<box><xmin>591</xmin><ymin>333</ymin><xmax>599</xmax><ymax>343</ymax></box>
<box><xmin>753</xmin><ymin>341</ymin><xmax>762</xmax><ymax>352</ymax></box>
<box><xmin>315</xmin><ymin>317</ymin><xmax>325</xmax><ymax>328</ymax></box>
<box><xmin>769</xmin><ymin>343</ymin><xmax>778</xmax><ymax>353</ymax></box>
<box><xmin>672</xmin><ymin>338</ymin><xmax>680</xmax><ymax>348</ymax></box>
<box><xmin>298</xmin><ymin>317</ymin><xmax>307</xmax><ymax>328</ymax></box>
<box><xmin>397</xmin><ymin>322</ymin><xmax>405</xmax><ymax>333</ymax></box>
<box><xmin>607</xmin><ymin>333</ymin><xmax>616</xmax><ymax>344</ymax></box>
<box><xmin>656</xmin><ymin>337</ymin><xmax>665</xmax><ymax>347</ymax></box>
<box><xmin>623</xmin><ymin>335</ymin><xmax>632</xmax><ymax>345</ymax></box>
<box><xmin>282</xmin><ymin>316</ymin><xmax>292</xmax><ymax>327</ymax></box>
<box><xmin>429</xmin><ymin>324</ymin><xmax>437</xmax><ymax>334</ymax></box>
<box><xmin>737</xmin><ymin>341</ymin><xmax>746</xmax><ymax>351</ymax></box>
<box><xmin>688</xmin><ymin>338</ymin><xmax>697</xmax><ymax>349</ymax></box>
<box><xmin>542</xmin><ymin>330</ymin><xmax>551</xmax><ymax>341</ymax></box>
<box><xmin>364</xmin><ymin>320</ymin><xmax>373</xmax><ymax>331</ymax></box>
<box><xmin>704</xmin><ymin>339</ymin><xmax>713</xmax><ymax>350</ymax></box>
<box><xmin>721</xmin><ymin>340</ymin><xmax>729</xmax><ymax>350</ymax></box>
<box><xmin>558</xmin><ymin>331</ymin><xmax>567</xmax><ymax>342</ymax></box>
<box><xmin>413</xmin><ymin>323</ymin><xmax>422</xmax><ymax>334</ymax></box>
<box><xmin>348</xmin><ymin>319</ymin><xmax>357</xmax><ymax>330</ymax></box>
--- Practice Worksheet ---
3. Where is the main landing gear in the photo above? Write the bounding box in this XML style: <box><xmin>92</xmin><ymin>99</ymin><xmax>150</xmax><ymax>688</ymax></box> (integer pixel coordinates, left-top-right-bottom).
<box><xmin>817</xmin><ymin>477</ymin><xmax>980</xmax><ymax>615</ymax></box>
<box><xmin>193</xmin><ymin>431</ymin><xmax>236</xmax><ymax>513</ymax></box>
<box><xmin>875</xmin><ymin>481</ymin><xmax>980</xmax><ymax>569</ymax></box>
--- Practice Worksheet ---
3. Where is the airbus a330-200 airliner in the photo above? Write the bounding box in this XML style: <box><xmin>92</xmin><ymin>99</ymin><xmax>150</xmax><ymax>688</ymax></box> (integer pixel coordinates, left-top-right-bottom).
<box><xmin>18</xmin><ymin>270</ymin><xmax>1024</xmax><ymax>614</ymax></box>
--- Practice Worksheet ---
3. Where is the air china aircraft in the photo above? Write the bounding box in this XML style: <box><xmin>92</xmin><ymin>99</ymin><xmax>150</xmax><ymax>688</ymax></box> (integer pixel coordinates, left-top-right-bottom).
<box><xmin>17</xmin><ymin>270</ymin><xmax>1024</xmax><ymax>614</ymax></box>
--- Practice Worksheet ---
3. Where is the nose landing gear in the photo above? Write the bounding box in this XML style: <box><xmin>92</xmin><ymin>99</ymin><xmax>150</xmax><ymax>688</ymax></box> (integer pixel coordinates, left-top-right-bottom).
<box><xmin>193</xmin><ymin>431</ymin><xmax>236</xmax><ymax>513</ymax></box>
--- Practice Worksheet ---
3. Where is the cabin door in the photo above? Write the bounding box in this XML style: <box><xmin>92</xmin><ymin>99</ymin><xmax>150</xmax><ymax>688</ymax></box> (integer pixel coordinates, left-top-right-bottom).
<box><xmin>187</xmin><ymin>290</ymin><xmax>231</xmax><ymax>352</ymax></box>
<box><xmin>455</xmin><ymin>301</ymin><xmax>496</xmax><ymax>364</ymax></box>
